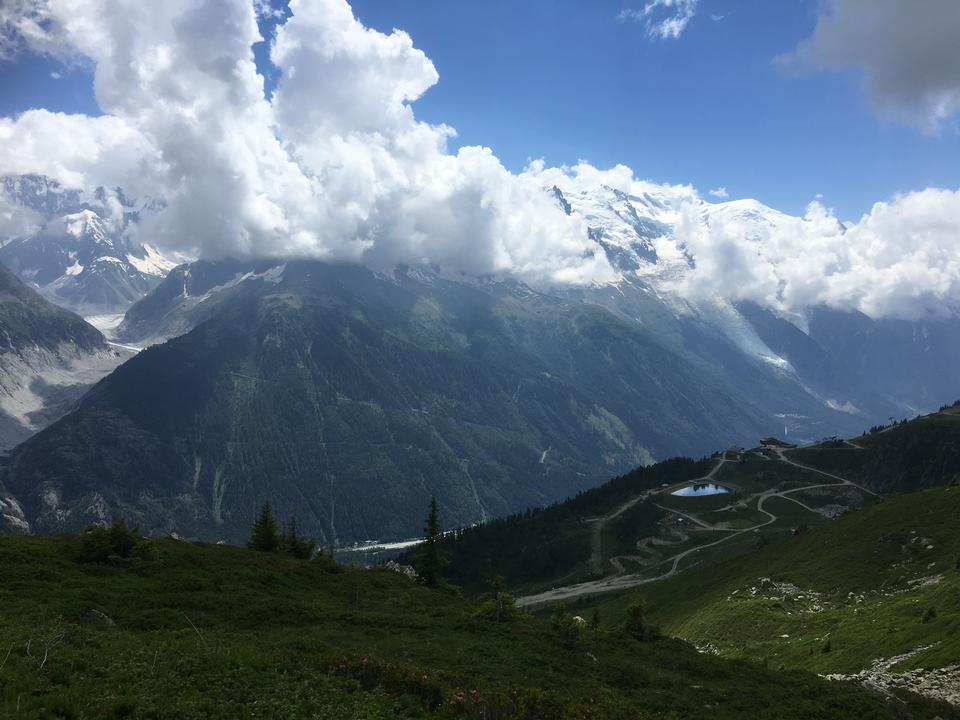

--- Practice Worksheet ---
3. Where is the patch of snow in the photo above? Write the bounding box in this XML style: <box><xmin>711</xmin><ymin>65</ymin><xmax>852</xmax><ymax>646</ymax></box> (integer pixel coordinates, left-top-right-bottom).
<box><xmin>826</xmin><ymin>399</ymin><xmax>860</xmax><ymax>414</ymax></box>
<box><xmin>127</xmin><ymin>244</ymin><xmax>178</xmax><ymax>276</ymax></box>
<box><xmin>64</xmin><ymin>258</ymin><xmax>84</xmax><ymax>276</ymax></box>
<box><xmin>85</xmin><ymin>314</ymin><xmax>126</xmax><ymax>334</ymax></box>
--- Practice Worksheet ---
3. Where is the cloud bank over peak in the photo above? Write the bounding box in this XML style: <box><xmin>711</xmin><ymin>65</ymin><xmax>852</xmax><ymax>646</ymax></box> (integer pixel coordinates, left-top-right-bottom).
<box><xmin>1</xmin><ymin>0</ymin><xmax>960</xmax><ymax>323</ymax></box>
<box><xmin>0</xmin><ymin>0</ymin><xmax>616</xmax><ymax>286</ymax></box>
<box><xmin>675</xmin><ymin>188</ymin><xmax>960</xmax><ymax>322</ymax></box>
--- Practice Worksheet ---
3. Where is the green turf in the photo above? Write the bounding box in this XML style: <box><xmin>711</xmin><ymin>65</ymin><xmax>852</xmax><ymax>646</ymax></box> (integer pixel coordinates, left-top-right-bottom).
<box><xmin>586</xmin><ymin>487</ymin><xmax>960</xmax><ymax>684</ymax></box>
<box><xmin>5</xmin><ymin>534</ymin><xmax>954</xmax><ymax>719</ymax></box>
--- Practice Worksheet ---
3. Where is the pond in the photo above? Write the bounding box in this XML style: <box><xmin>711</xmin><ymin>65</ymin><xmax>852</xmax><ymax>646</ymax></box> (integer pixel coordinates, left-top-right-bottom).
<box><xmin>671</xmin><ymin>483</ymin><xmax>731</xmax><ymax>497</ymax></box>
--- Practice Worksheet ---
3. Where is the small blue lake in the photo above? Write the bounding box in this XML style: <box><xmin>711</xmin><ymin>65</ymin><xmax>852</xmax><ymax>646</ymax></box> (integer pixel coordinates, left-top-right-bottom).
<box><xmin>671</xmin><ymin>483</ymin><xmax>731</xmax><ymax>497</ymax></box>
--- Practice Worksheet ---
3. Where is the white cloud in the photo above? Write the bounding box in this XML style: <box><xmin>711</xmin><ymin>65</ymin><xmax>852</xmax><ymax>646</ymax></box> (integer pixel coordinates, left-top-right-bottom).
<box><xmin>780</xmin><ymin>0</ymin><xmax>960</xmax><ymax>132</ymax></box>
<box><xmin>0</xmin><ymin>110</ymin><xmax>159</xmax><ymax>194</ymax></box>
<box><xmin>675</xmin><ymin>189</ymin><xmax>960</xmax><ymax>321</ymax></box>
<box><xmin>252</xmin><ymin>0</ymin><xmax>284</xmax><ymax>20</ymax></box>
<box><xmin>708</xmin><ymin>186</ymin><xmax>728</xmax><ymax>198</ymax></box>
<box><xmin>618</xmin><ymin>0</ymin><xmax>698</xmax><ymax>40</ymax></box>
<box><xmin>4</xmin><ymin>0</ymin><xmax>960</xmax><ymax>322</ymax></box>
<box><xmin>0</xmin><ymin>190</ymin><xmax>42</xmax><ymax>239</ymax></box>
<box><xmin>0</xmin><ymin>0</ymin><xmax>80</xmax><ymax>61</ymax></box>
<box><xmin>0</xmin><ymin>0</ymin><xmax>616</xmax><ymax>286</ymax></box>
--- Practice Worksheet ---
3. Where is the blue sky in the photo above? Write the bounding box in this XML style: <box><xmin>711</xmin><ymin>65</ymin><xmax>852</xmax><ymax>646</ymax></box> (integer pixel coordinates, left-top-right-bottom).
<box><xmin>1</xmin><ymin>0</ymin><xmax>958</xmax><ymax>219</ymax></box>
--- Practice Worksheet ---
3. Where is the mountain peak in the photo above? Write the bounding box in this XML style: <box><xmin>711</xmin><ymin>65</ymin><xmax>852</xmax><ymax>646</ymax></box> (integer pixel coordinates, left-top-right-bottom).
<box><xmin>0</xmin><ymin>174</ymin><xmax>178</xmax><ymax>315</ymax></box>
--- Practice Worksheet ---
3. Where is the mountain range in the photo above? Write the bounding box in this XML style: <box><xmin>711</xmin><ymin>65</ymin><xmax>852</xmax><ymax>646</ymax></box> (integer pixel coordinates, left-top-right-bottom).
<box><xmin>2</xmin><ymin>260</ymin><xmax>820</xmax><ymax>543</ymax></box>
<box><xmin>2</xmin><ymin>172</ymin><xmax>960</xmax><ymax>545</ymax></box>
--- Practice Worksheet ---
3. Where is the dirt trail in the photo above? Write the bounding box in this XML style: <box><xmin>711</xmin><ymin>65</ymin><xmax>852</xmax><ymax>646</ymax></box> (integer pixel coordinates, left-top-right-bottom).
<box><xmin>517</xmin><ymin>448</ymin><xmax>878</xmax><ymax>609</ymax></box>
<box><xmin>773</xmin><ymin>447</ymin><xmax>880</xmax><ymax>496</ymax></box>
<box><xmin>586</xmin><ymin>456</ymin><xmax>730</xmax><ymax>574</ymax></box>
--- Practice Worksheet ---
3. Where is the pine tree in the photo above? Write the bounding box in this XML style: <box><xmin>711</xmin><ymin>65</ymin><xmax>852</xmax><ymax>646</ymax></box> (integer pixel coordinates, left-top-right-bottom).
<box><xmin>418</xmin><ymin>496</ymin><xmax>444</xmax><ymax>587</ymax></box>
<box><xmin>281</xmin><ymin>517</ymin><xmax>315</xmax><ymax>559</ymax></box>
<box><xmin>248</xmin><ymin>502</ymin><xmax>280</xmax><ymax>553</ymax></box>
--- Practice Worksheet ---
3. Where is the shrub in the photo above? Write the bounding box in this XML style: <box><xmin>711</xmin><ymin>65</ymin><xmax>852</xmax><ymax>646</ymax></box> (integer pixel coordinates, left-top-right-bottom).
<box><xmin>549</xmin><ymin>604</ymin><xmax>582</xmax><ymax>650</ymax></box>
<box><xmin>328</xmin><ymin>655</ymin><xmax>444</xmax><ymax>710</ymax></box>
<box><xmin>474</xmin><ymin>576</ymin><xmax>518</xmax><ymax>623</ymax></box>
<box><xmin>280</xmin><ymin>518</ymin><xmax>315</xmax><ymax>559</ymax></box>
<box><xmin>312</xmin><ymin>548</ymin><xmax>343</xmax><ymax>573</ymax></box>
<box><xmin>76</xmin><ymin>520</ymin><xmax>156</xmax><ymax>563</ymax></box>
<box><xmin>624</xmin><ymin>599</ymin><xmax>658</xmax><ymax>642</ymax></box>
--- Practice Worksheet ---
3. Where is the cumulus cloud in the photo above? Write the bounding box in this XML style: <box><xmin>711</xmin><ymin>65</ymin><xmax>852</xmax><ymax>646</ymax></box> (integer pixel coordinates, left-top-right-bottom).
<box><xmin>618</xmin><ymin>0</ymin><xmax>698</xmax><ymax>40</ymax></box>
<box><xmin>0</xmin><ymin>110</ymin><xmax>159</xmax><ymax>194</ymax></box>
<box><xmin>708</xmin><ymin>186</ymin><xmax>728</xmax><ymax>198</ymax></box>
<box><xmin>3</xmin><ymin>0</ymin><xmax>960</xmax><ymax>321</ymax></box>
<box><xmin>0</xmin><ymin>0</ymin><xmax>616</xmax><ymax>286</ymax></box>
<box><xmin>781</xmin><ymin>0</ymin><xmax>960</xmax><ymax>132</ymax></box>
<box><xmin>676</xmin><ymin>189</ymin><xmax>960</xmax><ymax>321</ymax></box>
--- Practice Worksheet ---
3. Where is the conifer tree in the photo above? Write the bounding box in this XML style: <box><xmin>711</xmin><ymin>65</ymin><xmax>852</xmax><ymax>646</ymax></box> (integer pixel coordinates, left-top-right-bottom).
<box><xmin>419</xmin><ymin>496</ymin><xmax>444</xmax><ymax>587</ymax></box>
<box><xmin>248</xmin><ymin>502</ymin><xmax>280</xmax><ymax>553</ymax></box>
<box><xmin>281</xmin><ymin>517</ymin><xmax>315</xmax><ymax>559</ymax></box>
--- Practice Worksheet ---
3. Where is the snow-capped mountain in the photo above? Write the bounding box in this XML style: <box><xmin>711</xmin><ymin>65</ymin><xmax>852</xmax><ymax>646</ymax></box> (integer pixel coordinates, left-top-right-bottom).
<box><xmin>0</xmin><ymin>175</ymin><xmax>179</xmax><ymax>316</ymax></box>
<box><xmin>7</xmin><ymin>175</ymin><xmax>960</xmax><ymax>542</ymax></box>
<box><xmin>101</xmin><ymin>173</ymin><xmax>960</xmax><ymax>429</ymax></box>
<box><xmin>547</xmin><ymin>177</ymin><xmax>960</xmax><ymax>423</ymax></box>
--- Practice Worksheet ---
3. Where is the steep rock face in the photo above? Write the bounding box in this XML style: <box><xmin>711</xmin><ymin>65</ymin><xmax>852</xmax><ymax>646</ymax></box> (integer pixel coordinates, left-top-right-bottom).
<box><xmin>1</xmin><ymin>261</ymin><xmax>860</xmax><ymax>544</ymax></box>
<box><xmin>0</xmin><ymin>175</ymin><xmax>177</xmax><ymax>315</ymax></box>
<box><xmin>0</xmin><ymin>478</ymin><xmax>29</xmax><ymax>534</ymax></box>
<box><xmin>0</xmin><ymin>261</ymin><xmax>131</xmax><ymax>450</ymax></box>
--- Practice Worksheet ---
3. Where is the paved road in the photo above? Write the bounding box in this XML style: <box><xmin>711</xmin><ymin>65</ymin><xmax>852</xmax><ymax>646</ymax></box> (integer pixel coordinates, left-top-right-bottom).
<box><xmin>517</xmin><ymin>449</ymin><xmax>876</xmax><ymax>608</ymax></box>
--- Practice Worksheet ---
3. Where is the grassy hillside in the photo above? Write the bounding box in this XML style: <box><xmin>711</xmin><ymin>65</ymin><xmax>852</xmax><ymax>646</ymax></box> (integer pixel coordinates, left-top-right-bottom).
<box><xmin>436</xmin><ymin>457</ymin><xmax>712</xmax><ymax>594</ymax></box>
<box><xmin>786</xmin><ymin>405</ymin><xmax>960</xmax><ymax>493</ymax></box>
<box><xmin>440</xmin><ymin>404</ymin><xmax>960</xmax><ymax>600</ymax></box>
<box><xmin>0</xmin><ymin>532</ymin><xmax>955</xmax><ymax>720</ymax></box>
<box><xmin>580</xmin><ymin>486</ymin><xmax>960</xmax><ymax>704</ymax></box>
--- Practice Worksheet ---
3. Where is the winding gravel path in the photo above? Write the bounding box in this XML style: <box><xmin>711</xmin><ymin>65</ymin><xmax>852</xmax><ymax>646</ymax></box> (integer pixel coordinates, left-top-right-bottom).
<box><xmin>517</xmin><ymin>448</ymin><xmax>877</xmax><ymax>608</ymax></box>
